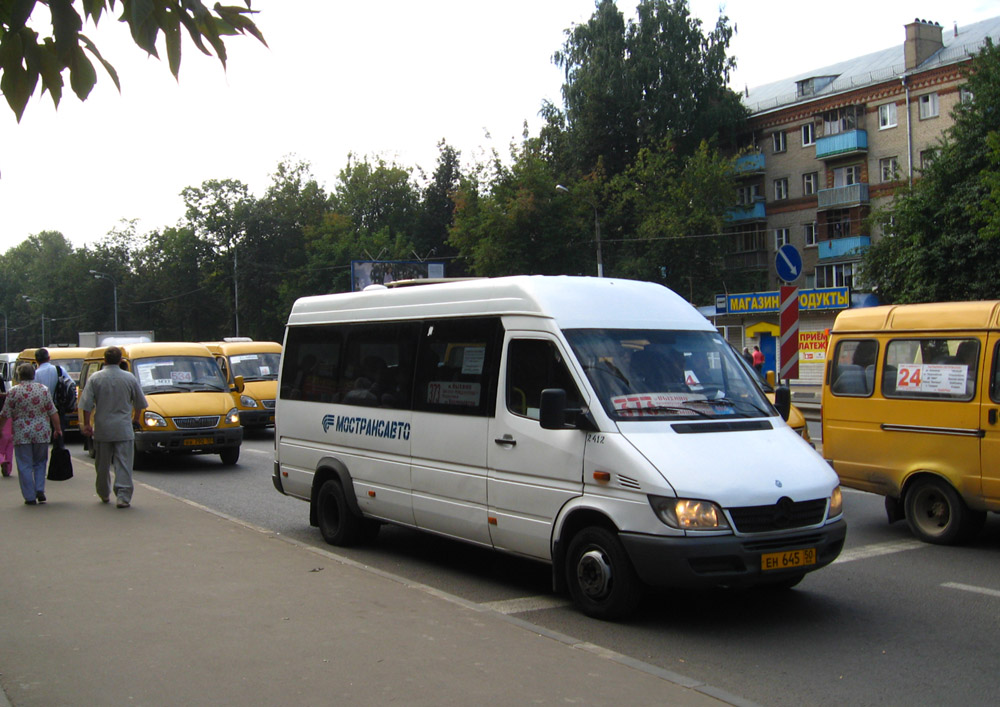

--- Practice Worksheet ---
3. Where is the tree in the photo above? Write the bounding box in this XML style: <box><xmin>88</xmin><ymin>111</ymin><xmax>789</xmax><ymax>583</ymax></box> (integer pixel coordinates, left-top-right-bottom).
<box><xmin>1</xmin><ymin>0</ymin><xmax>266</xmax><ymax>121</ymax></box>
<box><xmin>552</xmin><ymin>0</ymin><xmax>745</xmax><ymax>176</ymax></box>
<box><xmin>413</xmin><ymin>141</ymin><xmax>462</xmax><ymax>267</ymax></box>
<box><xmin>862</xmin><ymin>39</ymin><xmax>1000</xmax><ymax>302</ymax></box>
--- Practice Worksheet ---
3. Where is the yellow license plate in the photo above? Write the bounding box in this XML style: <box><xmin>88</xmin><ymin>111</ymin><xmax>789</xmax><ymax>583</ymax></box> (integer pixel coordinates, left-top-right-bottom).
<box><xmin>184</xmin><ymin>437</ymin><xmax>213</xmax><ymax>446</ymax></box>
<box><xmin>761</xmin><ymin>548</ymin><xmax>817</xmax><ymax>571</ymax></box>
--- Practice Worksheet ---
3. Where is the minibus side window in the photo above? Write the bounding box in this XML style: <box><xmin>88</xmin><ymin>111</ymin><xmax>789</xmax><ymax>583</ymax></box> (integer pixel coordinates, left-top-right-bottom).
<box><xmin>339</xmin><ymin>322</ymin><xmax>419</xmax><ymax>410</ymax></box>
<box><xmin>882</xmin><ymin>338</ymin><xmax>978</xmax><ymax>401</ymax></box>
<box><xmin>506</xmin><ymin>339</ymin><xmax>582</xmax><ymax>420</ymax></box>
<box><xmin>413</xmin><ymin>317</ymin><xmax>502</xmax><ymax>417</ymax></box>
<box><xmin>280</xmin><ymin>326</ymin><xmax>344</xmax><ymax>403</ymax></box>
<box><xmin>992</xmin><ymin>342</ymin><xmax>1000</xmax><ymax>403</ymax></box>
<box><xmin>829</xmin><ymin>339</ymin><xmax>878</xmax><ymax>396</ymax></box>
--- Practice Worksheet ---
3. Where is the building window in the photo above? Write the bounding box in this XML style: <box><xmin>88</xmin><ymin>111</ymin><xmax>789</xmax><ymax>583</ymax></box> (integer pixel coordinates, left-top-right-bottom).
<box><xmin>823</xmin><ymin>106</ymin><xmax>858</xmax><ymax>136</ymax></box>
<box><xmin>772</xmin><ymin>131</ymin><xmax>787</xmax><ymax>153</ymax></box>
<box><xmin>878</xmin><ymin>102</ymin><xmax>897</xmax><ymax>129</ymax></box>
<box><xmin>919</xmin><ymin>92</ymin><xmax>939</xmax><ymax>119</ymax></box>
<box><xmin>773</xmin><ymin>178</ymin><xmax>788</xmax><ymax>201</ymax></box>
<box><xmin>879</xmin><ymin>156</ymin><xmax>899</xmax><ymax>182</ymax></box>
<box><xmin>801</xmin><ymin>123</ymin><xmax>815</xmax><ymax>146</ymax></box>
<box><xmin>815</xmin><ymin>262</ymin><xmax>855</xmax><ymax>289</ymax></box>
<box><xmin>774</xmin><ymin>228</ymin><xmax>789</xmax><ymax>249</ymax></box>
<box><xmin>736</xmin><ymin>184</ymin><xmax>760</xmax><ymax>205</ymax></box>
<box><xmin>828</xmin><ymin>209</ymin><xmax>851</xmax><ymax>239</ymax></box>
<box><xmin>803</xmin><ymin>172</ymin><xmax>818</xmax><ymax>195</ymax></box>
<box><xmin>960</xmin><ymin>86</ymin><xmax>974</xmax><ymax>105</ymax></box>
<box><xmin>804</xmin><ymin>222</ymin><xmax>817</xmax><ymax>248</ymax></box>
<box><xmin>920</xmin><ymin>149</ymin><xmax>936</xmax><ymax>169</ymax></box>
<box><xmin>833</xmin><ymin>165</ymin><xmax>860</xmax><ymax>187</ymax></box>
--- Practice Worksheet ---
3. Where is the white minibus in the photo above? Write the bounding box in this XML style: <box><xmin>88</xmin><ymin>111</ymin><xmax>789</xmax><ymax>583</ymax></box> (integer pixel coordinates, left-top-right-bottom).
<box><xmin>273</xmin><ymin>276</ymin><xmax>845</xmax><ymax>618</ymax></box>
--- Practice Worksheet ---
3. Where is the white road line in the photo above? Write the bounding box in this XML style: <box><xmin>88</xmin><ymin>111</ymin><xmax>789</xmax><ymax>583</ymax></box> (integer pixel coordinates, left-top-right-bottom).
<box><xmin>833</xmin><ymin>539</ymin><xmax>925</xmax><ymax>564</ymax></box>
<box><xmin>479</xmin><ymin>595</ymin><xmax>572</xmax><ymax>614</ymax></box>
<box><xmin>942</xmin><ymin>582</ymin><xmax>1000</xmax><ymax>599</ymax></box>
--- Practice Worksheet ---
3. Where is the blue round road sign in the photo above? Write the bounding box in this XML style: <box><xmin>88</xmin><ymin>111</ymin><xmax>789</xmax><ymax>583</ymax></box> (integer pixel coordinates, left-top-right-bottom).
<box><xmin>775</xmin><ymin>244</ymin><xmax>803</xmax><ymax>283</ymax></box>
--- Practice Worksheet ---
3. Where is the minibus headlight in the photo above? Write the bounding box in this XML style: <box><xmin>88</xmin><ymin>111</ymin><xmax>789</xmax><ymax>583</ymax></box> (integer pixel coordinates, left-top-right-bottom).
<box><xmin>829</xmin><ymin>486</ymin><xmax>843</xmax><ymax>519</ymax></box>
<box><xmin>239</xmin><ymin>394</ymin><xmax>259</xmax><ymax>408</ymax></box>
<box><xmin>225</xmin><ymin>408</ymin><xmax>241</xmax><ymax>425</ymax></box>
<box><xmin>143</xmin><ymin>411</ymin><xmax>167</xmax><ymax>428</ymax></box>
<box><xmin>648</xmin><ymin>495</ymin><xmax>730</xmax><ymax>530</ymax></box>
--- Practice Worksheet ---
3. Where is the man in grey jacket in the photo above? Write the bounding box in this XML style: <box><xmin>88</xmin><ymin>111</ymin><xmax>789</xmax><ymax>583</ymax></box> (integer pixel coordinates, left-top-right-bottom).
<box><xmin>79</xmin><ymin>347</ymin><xmax>148</xmax><ymax>508</ymax></box>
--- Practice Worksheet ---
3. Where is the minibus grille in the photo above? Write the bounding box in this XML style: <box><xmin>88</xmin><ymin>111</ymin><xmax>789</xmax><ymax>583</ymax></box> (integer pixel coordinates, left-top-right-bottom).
<box><xmin>727</xmin><ymin>498</ymin><xmax>827</xmax><ymax>533</ymax></box>
<box><xmin>174</xmin><ymin>416</ymin><xmax>221</xmax><ymax>430</ymax></box>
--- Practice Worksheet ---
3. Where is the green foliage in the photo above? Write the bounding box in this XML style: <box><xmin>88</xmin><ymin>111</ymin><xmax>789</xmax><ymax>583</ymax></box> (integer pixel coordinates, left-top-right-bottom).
<box><xmin>0</xmin><ymin>0</ymin><xmax>266</xmax><ymax>121</ymax></box>
<box><xmin>553</xmin><ymin>0</ymin><xmax>745</xmax><ymax>176</ymax></box>
<box><xmin>862</xmin><ymin>38</ymin><xmax>1000</xmax><ymax>302</ymax></box>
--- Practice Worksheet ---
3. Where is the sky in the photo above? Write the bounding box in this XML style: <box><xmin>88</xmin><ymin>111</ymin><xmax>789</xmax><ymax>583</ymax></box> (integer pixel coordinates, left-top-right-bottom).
<box><xmin>1</xmin><ymin>0</ymin><xmax>998</xmax><ymax>254</ymax></box>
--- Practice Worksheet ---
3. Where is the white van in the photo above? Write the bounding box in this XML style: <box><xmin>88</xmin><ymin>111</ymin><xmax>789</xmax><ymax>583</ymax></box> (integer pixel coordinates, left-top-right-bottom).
<box><xmin>273</xmin><ymin>276</ymin><xmax>845</xmax><ymax>618</ymax></box>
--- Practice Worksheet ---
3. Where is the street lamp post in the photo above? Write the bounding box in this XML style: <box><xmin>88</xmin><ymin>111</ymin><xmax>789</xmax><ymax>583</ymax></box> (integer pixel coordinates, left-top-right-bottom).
<box><xmin>22</xmin><ymin>296</ymin><xmax>43</xmax><ymax>345</ymax></box>
<box><xmin>90</xmin><ymin>270</ymin><xmax>119</xmax><ymax>331</ymax></box>
<box><xmin>556</xmin><ymin>184</ymin><xmax>604</xmax><ymax>277</ymax></box>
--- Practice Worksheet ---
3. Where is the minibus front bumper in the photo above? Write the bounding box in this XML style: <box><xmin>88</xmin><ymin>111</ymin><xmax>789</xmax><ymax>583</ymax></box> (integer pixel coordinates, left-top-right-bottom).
<box><xmin>620</xmin><ymin>518</ymin><xmax>846</xmax><ymax>589</ymax></box>
<box><xmin>135</xmin><ymin>427</ymin><xmax>243</xmax><ymax>454</ymax></box>
<box><xmin>239</xmin><ymin>409</ymin><xmax>275</xmax><ymax>428</ymax></box>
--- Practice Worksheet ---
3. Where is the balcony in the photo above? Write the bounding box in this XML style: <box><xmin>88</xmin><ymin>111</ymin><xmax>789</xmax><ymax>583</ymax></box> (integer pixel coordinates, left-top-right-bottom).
<box><xmin>815</xmin><ymin>129</ymin><xmax>868</xmax><ymax>159</ymax></box>
<box><xmin>817</xmin><ymin>183</ymin><xmax>869</xmax><ymax>210</ymax></box>
<box><xmin>733</xmin><ymin>152</ymin><xmax>765</xmax><ymax>175</ymax></box>
<box><xmin>724</xmin><ymin>249</ymin><xmax>769</xmax><ymax>271</ymax></box>
<box><xmin>726</xmin><ymin>198</ymin><xmax>766</xmax><ymax>223</ymax></box>
<box><xmin>818</xmin><ymin>236</ymin><xmax>871</xmax><ymax>261</ymax></box>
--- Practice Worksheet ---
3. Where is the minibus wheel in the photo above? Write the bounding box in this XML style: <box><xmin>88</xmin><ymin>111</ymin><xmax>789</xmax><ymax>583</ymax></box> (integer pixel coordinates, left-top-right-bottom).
<box><xmin>565</xmin><ymin>527</ymin><xmax>642</xmax><ymax>620</ymax></box>
<box><xmin>317</xmin><ymin>478</ymin><xmax>361</xmax><ymax>546</ymax></box>
<box><xmin>220</xmin><ymin>447</ymin><xmax>240</xmax><ymax>465</ymax></box>
<box><xmin>904</xmin><ymin>478</ymin><xmax>985</xmax><ymax>545</ymax></box>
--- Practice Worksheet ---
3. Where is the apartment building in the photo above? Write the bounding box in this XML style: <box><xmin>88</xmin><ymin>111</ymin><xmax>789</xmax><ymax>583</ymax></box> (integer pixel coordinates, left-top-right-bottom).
<box><xmin>714</xmin><ymin>16</ymin><xmax>1000</xmax><ymax>383</ymax></box>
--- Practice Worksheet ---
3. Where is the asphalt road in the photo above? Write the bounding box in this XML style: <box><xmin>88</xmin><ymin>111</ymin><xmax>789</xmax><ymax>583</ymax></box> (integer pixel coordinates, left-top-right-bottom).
<box><xmin>75</xmin><ymin>431</ymin><xmax>1000</xmax><ymax>707</ymax></box>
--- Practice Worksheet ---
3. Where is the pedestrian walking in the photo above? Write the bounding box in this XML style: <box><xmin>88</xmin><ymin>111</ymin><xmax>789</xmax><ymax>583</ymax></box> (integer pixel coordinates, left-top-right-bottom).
<box><xmin>741</xmin><ymin>347</ymin><xmax>753</xmax><ymax>367</ymax></box>
<box><xmin>0</xmin><ymin>363</ymin><xmax>62</xmax><ymax>504</ymax></box>
<box><xmin>752</xmin><ymin>345</ymin><xmax>765</xmax><ymax>376</ymax></box>
<box><xmin>0</xmin><ymin>377</ymin><xmax>12</xmax><ymax>477</ymax></box>
<box><xmin>79</xmin><ymin>346</ymin><xmax>148</xmax><ymax>508</ymax></box>
<box><xmin>33</xmin><ymin>348</ymin><xmax>75</xmax><ymax>436</ymax></box>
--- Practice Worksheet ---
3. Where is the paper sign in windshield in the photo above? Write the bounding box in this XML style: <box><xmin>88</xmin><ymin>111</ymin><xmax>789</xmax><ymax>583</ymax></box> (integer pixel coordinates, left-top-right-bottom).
<box><xmin>612</xmin><ymin>392</ymin><xmax>706</xmax><ymax>417</ymax></box>
<box><xmin>896</xmin><ymin>363</ymin><xmax>967</xmax><ymax>395</ymax></box>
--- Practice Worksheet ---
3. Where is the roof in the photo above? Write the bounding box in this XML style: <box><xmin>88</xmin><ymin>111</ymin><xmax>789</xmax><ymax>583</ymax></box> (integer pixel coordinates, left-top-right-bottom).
<box><xmin>287</xmin><ymin>275</ymin><xmax>713</xmax><ymax>331</ymax></box>
<box><xmin>84</xmin><ymin>342</ymin><xmax>217</xmax><ymax>360</ymax></box>
<box><xmin>744</xmin><ymin>16</ymin><xmax>1000</xmax><ymax>116</ymax></box>
<box><xmin>832</xmin><ymin>301</ymin><xmax>1000</xmax><ymax>332</ymax></box>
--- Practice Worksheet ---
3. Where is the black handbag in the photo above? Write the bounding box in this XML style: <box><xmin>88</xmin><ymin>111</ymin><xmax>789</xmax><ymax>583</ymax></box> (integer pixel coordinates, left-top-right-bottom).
<box><xmin>47</xmin><ymin>442</ymin><xmax>73</xmax><ymax>481</ymax></box>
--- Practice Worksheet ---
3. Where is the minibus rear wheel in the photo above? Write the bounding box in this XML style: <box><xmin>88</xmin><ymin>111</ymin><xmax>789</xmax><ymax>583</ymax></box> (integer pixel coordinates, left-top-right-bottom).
<box><xmin>904</xmin><ymin>477</ymin><xmax>985</xmax><ymax>545</ymax></box>
<box><xmin>565</xmin><ymin>526</ymin><xmax>642</xmax><ymax>620</ymax></box>
<box><xmin>317</xmin><ymin>478</ymin><xmax>362</xmax><ymax>546</ymax></box>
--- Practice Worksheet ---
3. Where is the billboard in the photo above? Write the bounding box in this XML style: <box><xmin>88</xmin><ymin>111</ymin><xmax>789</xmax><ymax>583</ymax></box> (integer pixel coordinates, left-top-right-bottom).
<box><xmin>350</xmin><ymin>260</ymin><xmax>446</xmax><ymax>291</ymax></box>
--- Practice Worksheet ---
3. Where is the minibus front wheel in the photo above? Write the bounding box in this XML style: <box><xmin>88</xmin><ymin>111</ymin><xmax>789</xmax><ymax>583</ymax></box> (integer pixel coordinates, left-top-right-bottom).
<box><xmin>904</xmin><ymin>477</ymin><xmax>985</xmax><ymax>545</ymax></box>
<box><xmin>565</xmin><ymin>526</ymin><xmax>642</xmax><ymax>620</ymax></box>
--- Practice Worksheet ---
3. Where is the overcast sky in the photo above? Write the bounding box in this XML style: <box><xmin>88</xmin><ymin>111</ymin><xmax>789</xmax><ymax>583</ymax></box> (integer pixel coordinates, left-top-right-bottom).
<box><xmin>1</xmin><ymin>0</ymin><xmax>997</xmax><ymax>254</ymax></box>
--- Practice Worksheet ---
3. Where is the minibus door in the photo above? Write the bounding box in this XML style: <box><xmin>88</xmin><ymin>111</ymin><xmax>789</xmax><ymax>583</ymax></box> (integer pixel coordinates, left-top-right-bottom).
<box><xmin>981</xmin><ymin>334</ymin><xmax>1000</xmax><ymax>505</ymax></box>
<box><xmin>487</xmin><ymin>336</ymin><xmax>586</xmax><ymax>560</ymax></box>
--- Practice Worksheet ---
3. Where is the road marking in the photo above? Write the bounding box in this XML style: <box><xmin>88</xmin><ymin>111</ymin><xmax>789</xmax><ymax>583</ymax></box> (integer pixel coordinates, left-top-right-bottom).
<box><xmin>942</xmin><ymin>582</ymin><xmax>1000</xmax><ymax>598</ymax></box>
<box><xmin>833</xmin><ymin>539</ymin><xmax>925</xmax><ymax>564</ymax></box>
<box><xmin>479</xmin><ymin>595</ymin><xmax>572</xmax><ymax>614</ymax></box>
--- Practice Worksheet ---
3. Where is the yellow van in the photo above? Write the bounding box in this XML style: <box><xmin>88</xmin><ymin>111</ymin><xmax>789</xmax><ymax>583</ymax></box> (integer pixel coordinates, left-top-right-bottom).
<box><xmin>202</xmin><ymin>340</ymin><xmax>281</xmax><ymax>429</ymax></box>
<box><xmin>822</xmin><ymin>301</ymin><xmax>1000</xmax><ymax>544</ymax></box>
<box><xmin>79</xmin><ymin>342</ymin><xmax>244</xmax><ymax>465</ymax></box>
<box><xmin>15</xmin><ymin>346</ymin><xmax>91</xmax><ymax>430</ymax></box>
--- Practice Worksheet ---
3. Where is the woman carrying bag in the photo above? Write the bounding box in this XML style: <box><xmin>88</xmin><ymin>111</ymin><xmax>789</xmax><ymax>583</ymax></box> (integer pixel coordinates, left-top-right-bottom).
<box><xmin>0</xmin><ymin>363</ymin><xmax>62</xmax><ymax>504</ymax></box>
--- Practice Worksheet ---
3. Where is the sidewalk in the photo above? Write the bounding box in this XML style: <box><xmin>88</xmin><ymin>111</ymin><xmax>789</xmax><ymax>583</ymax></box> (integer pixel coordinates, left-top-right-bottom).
<box><xmin>0</xmin><ymin>456</ymin><xmax>738</xmax><ymax>706</ymax></box>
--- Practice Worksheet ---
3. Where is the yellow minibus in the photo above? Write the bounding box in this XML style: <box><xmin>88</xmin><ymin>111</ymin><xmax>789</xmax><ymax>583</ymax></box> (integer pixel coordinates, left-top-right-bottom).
<box><xmin>822</xmin><ymin>301</ymin><xmax>1000</xmax><ymax>544</ymax></box>
<box><xmin>203</xmin><ymin>340</ymin><xmax>281</xmax><ymax>429</ymax></box>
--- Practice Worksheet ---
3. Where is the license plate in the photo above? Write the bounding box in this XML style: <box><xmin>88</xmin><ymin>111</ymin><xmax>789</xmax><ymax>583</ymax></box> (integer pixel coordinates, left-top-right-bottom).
<box><xmin>761</xmin><ymin>548</ymin><xmax>817</xmax><ymax>571</ymax></box>
<box><xmin>183</xmin><ymin>437</ymin><xmax>213</xmax><ymax>446</ymax></box>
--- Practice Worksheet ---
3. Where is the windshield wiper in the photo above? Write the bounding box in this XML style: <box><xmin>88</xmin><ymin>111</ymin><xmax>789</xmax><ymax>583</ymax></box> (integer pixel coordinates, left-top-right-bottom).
<box><xmin>707</xmin><ymin>397</ymin><xmax>770</xmax><ymax>416</ymax></box>
<box><xmin>143</xmin><ymin>385</ymin><xmax>185</xmax><ymax>394</ymax></box>
<box><xmin>622</xmin><ymin>404</ymin><xmax>714</xmax><ymax>419</ymax></box>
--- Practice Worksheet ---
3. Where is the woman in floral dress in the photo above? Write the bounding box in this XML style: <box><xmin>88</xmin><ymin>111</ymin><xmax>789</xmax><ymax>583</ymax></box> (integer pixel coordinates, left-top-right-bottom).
<box><xmin>0</xmin><ymin>363</ymin><xmax>62</xmax><ymax>504</ymax></box>
<box><xmin>0</xmin><ymin>376</ymin><xmax>12</xmax><ymax>477</ymax></box>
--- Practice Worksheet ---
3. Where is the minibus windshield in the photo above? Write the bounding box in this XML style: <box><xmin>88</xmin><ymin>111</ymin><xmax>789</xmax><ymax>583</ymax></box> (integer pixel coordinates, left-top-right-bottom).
<box><xmin>229</xmin><ymin>352</ymin><xmax>280</xmax><ymax>381</ymax></box>
<box><xmin>564</xmin><ymin>329</ymin><xmax>773</xmax><ymax>421</ymax></box>
<box><xmin>133</xmin><ymin>356</ymin><xmax>229</xmax><ymax>393</ymax></box>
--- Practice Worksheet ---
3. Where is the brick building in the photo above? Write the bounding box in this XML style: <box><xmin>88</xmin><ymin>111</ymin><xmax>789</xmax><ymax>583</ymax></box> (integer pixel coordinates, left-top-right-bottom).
<box><xmin>713</xmin><ymin>16</ymin><xmax>1000</xmax><ymax>384</ymax></box>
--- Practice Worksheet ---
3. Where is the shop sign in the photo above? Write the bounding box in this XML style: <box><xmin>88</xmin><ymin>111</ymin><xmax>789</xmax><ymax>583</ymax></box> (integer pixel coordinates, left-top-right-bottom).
<box><xmin>716</xmin><ymin>287</ymin><xmax>849</xmax><ymax>315</ymax></box>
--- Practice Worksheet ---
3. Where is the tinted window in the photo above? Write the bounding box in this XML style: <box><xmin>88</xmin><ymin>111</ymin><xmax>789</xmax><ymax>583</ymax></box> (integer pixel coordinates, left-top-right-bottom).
<box><xmin>413</xmin><ymin>318</ymin><xmax>502</xmax><ymax>417</ymax></box>
<box><xmin>829</xmin><ymin>339</ymin><xmax>878</xmax><ymax>397</ymax></box>
<box><xmin>339</xmin><ymin>323</ymin><xmax>419</xmax><ymax>409</ymax></box>
<box><xmin>506</xmin><ymin>339</ymin><xmax>581</xmax><ymax>419</ymax></box>
<box><xmin>280</xmin><ymin>326</ymin><xmax>344</xmax><ymax>403</ymax></box>
<box><xmin>882</xmin><ymin>338</ymin><xmax>978</xmax><ymax>401</ymax></box>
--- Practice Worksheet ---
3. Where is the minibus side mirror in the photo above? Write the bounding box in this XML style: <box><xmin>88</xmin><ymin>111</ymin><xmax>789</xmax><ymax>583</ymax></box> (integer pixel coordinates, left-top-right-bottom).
<box><xmin>233</xmin><ymin>375</ymin><xmax>246</xmax><ymax>394</ymax></box>
<box><xmin>773</xmin><ymin>385</ymin><xmax>791</xmax><ymax>421</ymax></box>
<box><xmin>540</xmin><ymin>388</ymin><xmax>568</xmax><ymax>429</ymax></box>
